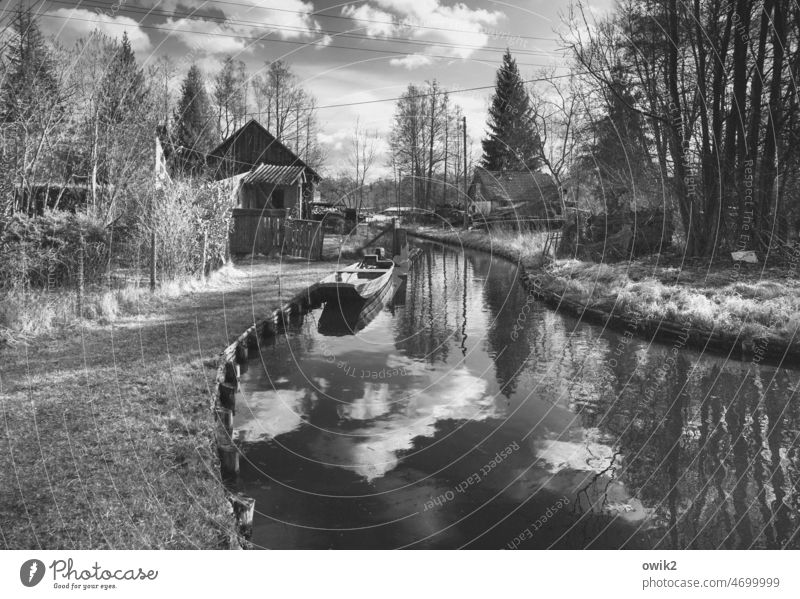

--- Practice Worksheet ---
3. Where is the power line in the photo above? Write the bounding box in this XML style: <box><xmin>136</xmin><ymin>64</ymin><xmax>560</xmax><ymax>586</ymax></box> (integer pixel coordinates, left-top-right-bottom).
<box><xmin>146</xmin><ymin>0</ymin><xmax>562</xmax><ymax>44</ymax></box>
<box><xmin>29</xmin><ymin>9</ymin><xmax>569</xmax><ymax>69</ymax></box>
<box><xmin>312</xmin><ymin>75</ymin><xmax>575</xmax><ymax>111</ymax></box>
<box><xmin>44</xmin><ymin>0</ymin><xmax>561</xmax><ymax>58</ymax></box>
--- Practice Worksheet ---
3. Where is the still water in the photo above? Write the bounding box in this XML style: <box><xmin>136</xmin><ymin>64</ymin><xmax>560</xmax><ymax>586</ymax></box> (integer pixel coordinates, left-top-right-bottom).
<box><xmin>234</xmin><ymin>243</ymin><xmax>800</xmax><ymax>549</ymax></box>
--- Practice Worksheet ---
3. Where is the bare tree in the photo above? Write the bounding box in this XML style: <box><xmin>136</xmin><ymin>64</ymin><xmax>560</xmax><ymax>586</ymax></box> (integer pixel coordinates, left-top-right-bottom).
<box><xmin>348</xmin><ymin>117</ymin><xmax>378</xmax><ymax>219</ymax></box>
<box><xmin>529</xmin><ymin>71</ymin><xmax>583</xmax><ymax>199</ymax></box>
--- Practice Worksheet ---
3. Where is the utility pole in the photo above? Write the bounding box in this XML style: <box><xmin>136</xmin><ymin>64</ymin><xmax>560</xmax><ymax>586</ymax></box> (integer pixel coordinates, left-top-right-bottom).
<box><xmin>462</xmin><ymin>115</ymin><xmax>468</xmax><ymax>228</ymax></box>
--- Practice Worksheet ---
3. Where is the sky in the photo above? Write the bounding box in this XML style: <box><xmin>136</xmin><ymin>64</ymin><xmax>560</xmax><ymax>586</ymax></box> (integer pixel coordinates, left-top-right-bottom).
<box><xmin>14</xmin><ymin>0</ymin><xmax>613</xmax><ymax>178</ymax></box>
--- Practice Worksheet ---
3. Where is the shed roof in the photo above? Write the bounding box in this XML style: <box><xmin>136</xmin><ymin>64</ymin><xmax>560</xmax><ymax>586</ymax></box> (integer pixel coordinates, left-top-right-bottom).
<box><xmin>208</xmin><ymin>119</ymin><xmax>320</xmax><ymax>181</ymax></box>
<box><xmin>243</xmin><ymin>164</ymin><xmax>306</xmax><ymax>185</ymax></box>
<box><xmin>471</xmin><ymin>167</ymin><xmax>558</xmax><ymax>204</ymax></box>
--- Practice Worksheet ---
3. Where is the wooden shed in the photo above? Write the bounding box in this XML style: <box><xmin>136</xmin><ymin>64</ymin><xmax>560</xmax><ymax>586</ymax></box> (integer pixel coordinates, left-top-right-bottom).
<box><xmin>207</xmin><ymin>119</ymin><xmax>320</xmax><ymax>218</ymax></box>
<box><xmin>467</xmin><ymin>167</ymin><xmax>562</xmax><ymax>224</ymax></box>
<box><xmin>207</xmin><ymin>120</ymin><xmax>324</xmax><ymax>259</ymax></box>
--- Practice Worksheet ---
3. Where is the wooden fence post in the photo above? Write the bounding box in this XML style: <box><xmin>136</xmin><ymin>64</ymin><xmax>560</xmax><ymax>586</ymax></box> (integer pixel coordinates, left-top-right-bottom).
<box><xmin>76</xmin><ymin>234</ymin><xmax>84</xmax><ymax>318</ymax></box>
<box><xmin>149</xmin><ymin>228</ymin><xmax>157</xmax><ymax>292</ymax></box>
<box><xmin>201</xmin><ymin>229</ymin><xmax>208</xmax><ymax>283</ymax></box>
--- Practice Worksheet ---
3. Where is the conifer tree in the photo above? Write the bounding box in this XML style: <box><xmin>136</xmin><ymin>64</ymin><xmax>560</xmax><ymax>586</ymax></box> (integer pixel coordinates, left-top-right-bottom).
<box><xmin>99</xmin><ymin>32</ymin><xmax>146</xmax><ymax>125</ymax></box>
<box><xmin>173</xmin><ymin>65</ymin><xmax>217</xmax><ymax>174</ymax></box>
<box><xmin>0</xmin><ymin>6</ymin><xmax>63</xmax><ymax>213</ymax></box>
<box><xmin>481</xmin><ymin>49</ymin><xmax>541</xmax><ymax>171</ymax></box>
<box><xmin>1</xmin><ymin>6</ymin><xmax>60</xmax><ymax>123</ymax></box>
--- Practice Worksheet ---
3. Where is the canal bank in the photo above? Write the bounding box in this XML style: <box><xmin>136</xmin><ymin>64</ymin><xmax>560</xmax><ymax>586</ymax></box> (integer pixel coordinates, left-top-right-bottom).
<box><xmin>407</xmin><ymin>227</ymin><xmax>800</xmax><ymax>367</ymax></box>
<box><xmin>0</xmin><ymin>257</ymin><xmax>335</xmax><ymax>549</ymax></box>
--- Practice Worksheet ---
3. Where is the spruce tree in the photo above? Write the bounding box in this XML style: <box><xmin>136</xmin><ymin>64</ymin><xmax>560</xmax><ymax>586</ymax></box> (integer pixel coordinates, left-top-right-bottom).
<box><xmin>1</xmin><ymin>6</ymin><xmax>60</xmax><ymax>123</ymax></box>
<box><xmin>481</xmin><ymin>49</ymin><xmax>541</xmax><ymax>171</ymax></box>
<box><xmin>99</xmin><ymin>32</ymin><xmax>146</xmax><ymax>125</ymax></box>
<box><xmin>173</xmin><ymin>65</ymin><xmax>217</xmax><ymax>173</ymax></box>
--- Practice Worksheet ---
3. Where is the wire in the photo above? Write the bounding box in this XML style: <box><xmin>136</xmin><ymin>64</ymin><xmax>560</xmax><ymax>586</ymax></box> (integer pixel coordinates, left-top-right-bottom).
<box><xmin>27</xmin><ymin>8</ymin><xmax>569</xmax><ymax>69</ymax></box>
<box><xmin>43</xmin><ymin>0</ymin><xmax>561</xmax><ymax>58</ymax></box>
<box><xmin>123</xmin><ymin>0</ymin><xmax>561</xmax><ymax>44</ymax></box>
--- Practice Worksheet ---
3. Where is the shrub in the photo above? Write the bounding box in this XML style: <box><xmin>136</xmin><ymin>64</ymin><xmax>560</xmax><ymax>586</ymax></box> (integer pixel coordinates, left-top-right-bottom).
<box><xmin>0</xmin><ymin>211</ymin><xmax>109</xmax><ymax>291</ymax></box>
<box><xmin>144</xmin><ymin>180</ymin><xmax>233</xmax><ymax>281</ymax></box>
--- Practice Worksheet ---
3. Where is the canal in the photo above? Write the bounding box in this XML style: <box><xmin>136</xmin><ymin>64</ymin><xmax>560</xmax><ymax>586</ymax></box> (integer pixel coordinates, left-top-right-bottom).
<box><xmin>233</xmin><ymin>242</ymin><xmax>800</xmax><ymax>549</ymax></box>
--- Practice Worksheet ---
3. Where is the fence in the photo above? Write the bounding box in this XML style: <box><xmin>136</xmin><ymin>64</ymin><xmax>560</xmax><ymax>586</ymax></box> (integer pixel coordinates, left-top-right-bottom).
<box><xmin>229</xmin><ymin>210</ymin><xmax>324</xmax><ymax>260</ymax></box>
<box><xmin>229</xmin><ymin>208</ymin><xmax>286</xmax><ymax>256</ymax></box>
<box><xmin>284</xmin><ymin>218</ymin><xmax>324</xmax><ymax>260</ymax></box>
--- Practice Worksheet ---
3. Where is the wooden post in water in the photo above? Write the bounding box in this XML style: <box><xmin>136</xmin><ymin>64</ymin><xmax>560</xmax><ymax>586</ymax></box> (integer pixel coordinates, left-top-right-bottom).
<box><xmin>230</xmin><ymin>494</ymin><xmax>255</xmax><ymax>539</ymax></box>
<box><xmin>218</xmin><ymin>443</ymin><xmax>239</xmax><ymax>476</ymax></box>
<box><xmin>392</xmin><ymin>218</ymin><xmax>400</xmax><ymax>257</ymax></box>
<box><xmin>224</xmin><ymin>361</ymin><xmax>239</xmax><ymax>386</ymax></box>
<box><xmin>219</xmin><ymin>382</ymin><xmax>236</xmax><ymax>413</ymax></box>
<box><xmin>215</xmin><ymin>406</ymin><xmax>233</xmax><ymax>437</ymax></box>
<box><xmin>235</xmin><ymin>343</ymin><xmax>248</xmax><ymax>374</ymax></box>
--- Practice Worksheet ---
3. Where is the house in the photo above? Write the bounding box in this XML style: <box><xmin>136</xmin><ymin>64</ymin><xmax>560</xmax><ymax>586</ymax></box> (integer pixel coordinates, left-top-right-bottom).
<box><xmin>467</xmin><ymin>167</ymin><xmax>562</xmax><ymax>219</ymax></box>
<box><xmin>207</xmin><ymin>119</ymin><xmax>320</xmax><ymax>218</ymax></box>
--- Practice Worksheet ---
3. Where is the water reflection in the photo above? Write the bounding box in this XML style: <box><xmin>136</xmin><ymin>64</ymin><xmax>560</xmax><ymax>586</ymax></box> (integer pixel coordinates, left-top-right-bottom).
<box><xmin>235</xmin><ymin>242</ymin><xmax>800</xmax><ymax>549</ymax></box>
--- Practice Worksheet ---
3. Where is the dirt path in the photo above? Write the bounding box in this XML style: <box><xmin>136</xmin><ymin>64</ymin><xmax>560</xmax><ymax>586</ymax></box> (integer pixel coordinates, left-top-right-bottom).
<box><xmin>0</xmin><ymin>257</ymin><xmax>334</xmax><ymax>549</ymax></box>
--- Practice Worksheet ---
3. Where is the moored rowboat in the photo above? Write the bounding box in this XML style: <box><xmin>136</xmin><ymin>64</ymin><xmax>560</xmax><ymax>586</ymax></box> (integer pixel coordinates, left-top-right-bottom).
<box><xmin>318</xmin><ymin>251</ymin><xmax>395</xmax><ymax>304</ymax></box>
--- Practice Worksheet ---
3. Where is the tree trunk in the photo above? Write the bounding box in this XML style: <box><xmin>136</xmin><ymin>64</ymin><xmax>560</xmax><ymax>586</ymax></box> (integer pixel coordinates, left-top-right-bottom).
<box><xmin>426</xmin><ymin>92</ymin><xmax>436</xmax><ymax>207</ymax></box>
<box><xmin>758</xmin><ymin>0</ymin><xmax>786</xmax><ymax>248</ymax></box>
<box><xmin>666</xmin><ymin>0</ymin><xmax>697</xmax><ymax>254</ymax></box>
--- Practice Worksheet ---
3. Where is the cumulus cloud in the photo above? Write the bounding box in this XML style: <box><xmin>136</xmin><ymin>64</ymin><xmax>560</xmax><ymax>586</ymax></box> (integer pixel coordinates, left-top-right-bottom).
<box><xmin>389</xmin><ymin>53</ymin><xmax>433</xmax><ymax>69</ymax></box>
<box><xmin>342</xmin><ymin>1</ymin><xmax>505</xmax><ymax>68</ymax></box>
<box><xmin>40</xmin><ymin>8</ymin><xmax>153</xmax><ymax>54</ymax></box>
<box><xmin>341</xmin><ymin>5</ymin><xmax>396</xmax><ymax>38</ymax></box>
<box><xmin>164</xmin><ymin>0</ymin><xmax>328</xmax><ymax>55</ymax></box>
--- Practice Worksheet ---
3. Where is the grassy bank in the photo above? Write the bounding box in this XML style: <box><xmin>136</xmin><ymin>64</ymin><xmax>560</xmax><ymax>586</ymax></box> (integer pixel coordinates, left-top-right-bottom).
<box><xmin>0</xmin><ymin>256</ymin><xmax>335</xmax><ymax>549</ymax></box>
<box><xmin>410</xmin><ymin>226</ymin><xmax>800</xmax><ymax>357</ymax></box>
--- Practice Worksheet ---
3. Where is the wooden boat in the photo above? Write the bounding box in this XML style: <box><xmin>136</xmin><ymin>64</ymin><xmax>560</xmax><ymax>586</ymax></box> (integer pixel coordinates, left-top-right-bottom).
<box><xmin>317</xmin><ymin>273</ymin><xmax>395</xmax><ymax>336</ymax></box>
<box><xmin>318</xmin><ymin>250</ymin><xmax>395</xmax><ymax>304</ymax></box>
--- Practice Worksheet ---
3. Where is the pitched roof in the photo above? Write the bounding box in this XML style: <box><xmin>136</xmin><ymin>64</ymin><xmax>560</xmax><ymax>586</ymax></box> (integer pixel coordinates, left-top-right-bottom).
<box><xmin>208</xmin><ymin>119</ymin><xmax>319</xmax><ymax>180</ymax></box>
<box><xmin>243</xmin><ymin>164</ymin><xmax>306</xmax><ymax>185</ymax></box>
<box><xmin>471</xmin><ymin>167</ymin><xmax>558</xmax><ymax>204</ymax></box>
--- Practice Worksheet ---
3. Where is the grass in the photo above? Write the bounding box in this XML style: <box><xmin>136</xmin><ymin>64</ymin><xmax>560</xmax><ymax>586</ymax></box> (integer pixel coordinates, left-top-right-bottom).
<box><xmin>409</xmin><ymin>225</ymin><xmax>800</xmax><ymax>347</ymax></box>
<box><xmin>412</xmin><ymin>224</ymin><xmax>549</xmax><ymax>267</ymax></box>
<box><xmin>547</xmin><ymin>259</ymin><xmax>800</xmax><ymax>339</ymax></box>
<box><xmin>0</xmin><ymin>256</ymin><xmax>336</xmax><ymax>549</ymax></box>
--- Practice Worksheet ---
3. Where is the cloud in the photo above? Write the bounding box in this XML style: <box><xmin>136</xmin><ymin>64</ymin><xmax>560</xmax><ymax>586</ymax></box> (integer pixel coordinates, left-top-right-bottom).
<box><xmin>341</xmin><ymin>5</ymin><xmax>396</xmax><ymax>38</ymax></box>
<box><xmin>40</xmin><ymin>8</ymin><xmax>153</xmax><ymax>54</ymax></box>
<box><xmin>163</xmin><ymin>0</ymin><xmax>326</xmax><ymax>56</ymax></box>
<box><xmin>342</xmin><ymin>1</ymin><xmax>506</xmax><ymax>64</ymax></box>
<box><xmin>389</xmin><ymin>53</ymin><xmax>433</xmax><ymax>69</ymax></box>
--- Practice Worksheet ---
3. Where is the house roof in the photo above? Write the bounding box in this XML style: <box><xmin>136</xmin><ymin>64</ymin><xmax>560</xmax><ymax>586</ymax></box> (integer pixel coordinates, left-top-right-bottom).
<box><xmin>471</xmin><ymin>167</ymin><xmax>558</xmax><ymax>204</ymax></box>
<box><xmin>243</xmin><ymin>164</ymin><xmax>306</xmax><ymax>186</ymax></box>
<box><xmin>208</xmin><ymin>119</ymin><xmax>320</xmax><ymax>181</ymax></box>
